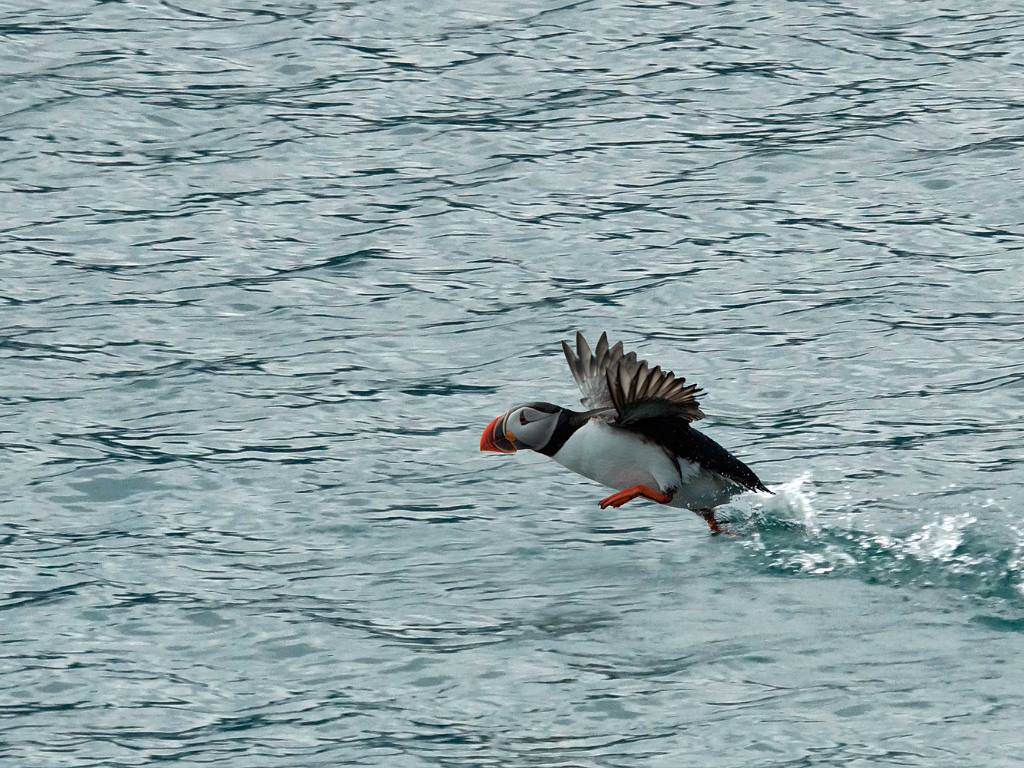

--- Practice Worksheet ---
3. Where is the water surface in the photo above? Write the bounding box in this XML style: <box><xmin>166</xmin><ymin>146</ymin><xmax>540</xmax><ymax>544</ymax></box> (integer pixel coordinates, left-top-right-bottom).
<box><xmin>2</xmin><ymin>1</ymin><xmax>1024</xmax><ymax>765</ymax></box>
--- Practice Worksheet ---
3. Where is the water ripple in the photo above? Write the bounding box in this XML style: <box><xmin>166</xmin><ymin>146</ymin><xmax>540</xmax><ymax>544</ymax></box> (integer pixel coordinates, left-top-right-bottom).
<box><xmin>3</xmin><ymin>0</ymin><xmax>1024</xmax><ymax>766</ymax></box>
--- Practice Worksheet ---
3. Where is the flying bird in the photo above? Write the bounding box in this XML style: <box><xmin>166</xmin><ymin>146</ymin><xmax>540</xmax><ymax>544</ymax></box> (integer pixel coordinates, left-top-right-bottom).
<box><xmin>480</xmin><ymin>332</ymin><xmax>771</xmax><ymax>532</ymax></box>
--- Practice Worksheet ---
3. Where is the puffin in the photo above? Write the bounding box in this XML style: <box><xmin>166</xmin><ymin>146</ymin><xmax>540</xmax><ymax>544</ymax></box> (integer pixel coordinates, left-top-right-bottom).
<box><xmin>479</xmin><ymin>332</ymin><xmax>771</xmax><ymax>532</ymax></box>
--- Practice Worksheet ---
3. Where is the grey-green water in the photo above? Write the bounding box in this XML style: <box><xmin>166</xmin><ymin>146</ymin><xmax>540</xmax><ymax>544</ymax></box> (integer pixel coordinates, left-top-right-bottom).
<box><xmin>3</xmin><ymin>1</ymin><xmax>1024</xmax><ymax>765</ymax></box>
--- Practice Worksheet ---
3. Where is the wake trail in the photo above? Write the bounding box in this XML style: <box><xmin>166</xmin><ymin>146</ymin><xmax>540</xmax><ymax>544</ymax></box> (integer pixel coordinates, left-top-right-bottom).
<box><xmin>725</xmin><ymin>473</ymin><xmax>1024</xmax><ymax>611</ymax></box>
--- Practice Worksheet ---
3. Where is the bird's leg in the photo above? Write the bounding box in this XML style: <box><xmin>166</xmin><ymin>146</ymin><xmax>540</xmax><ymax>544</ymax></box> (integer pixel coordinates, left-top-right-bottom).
<box><xmin>699</xmin><ymin>508</ymin><xmax>728</xmax><ymax>535</ymax></box>
<box><xmin>700</xmin><ymin>509</ymin><xmax>720</xmax><ymax>533</ymax></box>
<box><xmin>599</xmin><ymin>485</ymin><xmax>672</xmax><ymax>509</ymax></box>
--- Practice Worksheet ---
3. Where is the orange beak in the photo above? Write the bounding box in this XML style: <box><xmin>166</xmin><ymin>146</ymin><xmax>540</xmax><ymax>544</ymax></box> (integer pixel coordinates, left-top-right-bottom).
<box><xmin>480</xmin><ymin>413</ymin><xmax>517</xmax><ymax>453</ymax></box>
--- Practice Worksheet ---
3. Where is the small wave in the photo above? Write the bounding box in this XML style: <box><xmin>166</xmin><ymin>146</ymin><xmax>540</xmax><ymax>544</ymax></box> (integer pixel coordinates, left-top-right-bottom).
<box><xmin>727</xmin><ymin>474</ymin><xmax>1024</xmax><ymax>614</ymax></box>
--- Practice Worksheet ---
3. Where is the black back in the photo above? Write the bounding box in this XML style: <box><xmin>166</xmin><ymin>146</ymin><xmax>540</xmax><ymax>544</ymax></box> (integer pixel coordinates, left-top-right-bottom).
<box><xmin>628</xmin><ymin>417</ymin><xmax>770</xmax><ymax>493</ymax></box>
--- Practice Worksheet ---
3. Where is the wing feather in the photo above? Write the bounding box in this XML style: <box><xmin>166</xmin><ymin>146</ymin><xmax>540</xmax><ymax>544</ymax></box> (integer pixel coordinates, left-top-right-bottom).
<box><xmin>594</xmin><ymin>332</ymin><xmax>608</xmax><ymax>363</ymax></box>
<box><xmin>563</xmin><ymin>331</ymin><xmax>619</xmax><ymax>409</ymax></box>
<box><xmin>562</xmin><ymin>332</ymin><xmax>706</xmax><ymax>422</ymax></box>
<box><xmin>605</xmin><ymin>359</ymin><xmax>705</xmax><ymax>425</ymax></box>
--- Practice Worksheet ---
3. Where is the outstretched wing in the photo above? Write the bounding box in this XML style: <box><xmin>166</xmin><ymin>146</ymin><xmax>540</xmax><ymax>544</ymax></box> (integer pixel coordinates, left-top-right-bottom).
<box><xmin>606</xmin><ymin>355</ymin><xmax>705</xmax><ymax>424</ymax></box>
<box><xmin>561</xmin><ymin>331</ymin><xmax>705</xmax><ymax>423</ymax></box>
<box><xmin>561</xmin><ymin>331</ymin><xmax>634</xmax><ymax>410</ymax></box>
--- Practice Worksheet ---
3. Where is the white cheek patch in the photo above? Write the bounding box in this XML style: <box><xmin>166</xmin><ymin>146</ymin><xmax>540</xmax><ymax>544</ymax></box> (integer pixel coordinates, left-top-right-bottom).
<box><xmin>517</xmin><ymin>414</ymin><xmax>559</xmax><ymax>450</ymax></box>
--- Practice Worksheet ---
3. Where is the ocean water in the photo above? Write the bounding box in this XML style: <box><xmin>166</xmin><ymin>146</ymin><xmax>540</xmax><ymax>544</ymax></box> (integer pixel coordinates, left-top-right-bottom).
<box><xmin>3</xmin><ymin>1</ymin><xmax>1024</xmax><ymax>765</ymax></box>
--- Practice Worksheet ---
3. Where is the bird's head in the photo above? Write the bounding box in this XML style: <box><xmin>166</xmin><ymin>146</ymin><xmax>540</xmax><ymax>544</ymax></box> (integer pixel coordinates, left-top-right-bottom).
<box><xmin>480</xmin><ymin>402</ymin><xmax>563</xmax><ymax>453</ymax></box>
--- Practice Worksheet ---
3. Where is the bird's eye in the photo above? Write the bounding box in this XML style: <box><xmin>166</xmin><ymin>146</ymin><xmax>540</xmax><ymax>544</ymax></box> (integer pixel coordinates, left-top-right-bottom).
<box><xmin>519</xmin><ymin>411</ymin><xmax>530</xmax><ymax>425</ymax></box>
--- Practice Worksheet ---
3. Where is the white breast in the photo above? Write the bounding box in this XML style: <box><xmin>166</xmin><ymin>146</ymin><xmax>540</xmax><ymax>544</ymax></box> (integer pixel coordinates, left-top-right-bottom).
<box><xmin>550</xmin><ymin>420</ymin><xmax>738</xmax><ymax>511</ymax></box>
<box><xmin>551</xmin><ymin>421</ymin><xmax>679</xmax><ymax>491</ymax></box>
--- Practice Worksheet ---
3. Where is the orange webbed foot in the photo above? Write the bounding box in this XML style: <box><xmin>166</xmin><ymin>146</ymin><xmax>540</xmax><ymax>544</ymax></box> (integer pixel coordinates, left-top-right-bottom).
<box><xmin>599</xmin><ymin>485</ymin><xmax>673</xmax><ymax>509</ymax></box>
<box><xmin>700</xmin><ymin>509</ymin><xmax>740</xmax><ymax>537</ymax></box>
<box><xmin>701</xmin><ymin>509</ymin><xmax>723</xmax><ymax>534</ymax></box>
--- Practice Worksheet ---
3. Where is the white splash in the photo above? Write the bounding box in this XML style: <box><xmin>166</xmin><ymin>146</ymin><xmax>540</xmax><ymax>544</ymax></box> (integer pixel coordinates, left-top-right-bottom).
<box><xmin>1007</xmin><ymin>519</ymin><xmax>1024</xmax><ymax>599</ymax></box>
<box><xmin>903</xmin><ymin>513</ymin><xmax>974</xmax><ymax>563</ymax></box>
<box><xmin>787</xmin><ymin>545</ymin><xmax>858</xmax><ymax>575</ymax></box>
<box><xmin>760</xmin><ymin>471</ymin><xmax>818</xmax><ymax>533</ymax></box>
